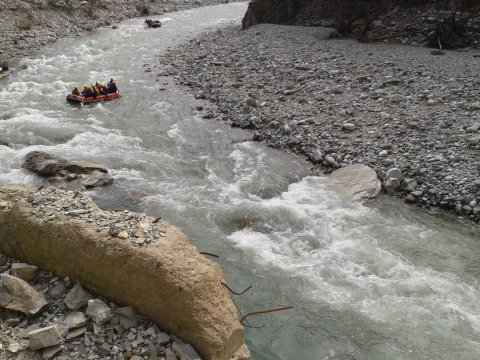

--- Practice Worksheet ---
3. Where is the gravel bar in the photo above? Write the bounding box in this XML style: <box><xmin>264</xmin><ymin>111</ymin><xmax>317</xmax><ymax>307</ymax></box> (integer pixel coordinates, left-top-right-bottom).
<box><xmin>156</xmin><ymin>24</ymin><xmax>480</xmax><ymax>222</ymax></box>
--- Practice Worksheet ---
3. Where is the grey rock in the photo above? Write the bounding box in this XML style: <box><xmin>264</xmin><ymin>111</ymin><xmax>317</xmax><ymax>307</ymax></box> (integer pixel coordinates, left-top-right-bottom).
<box><xmin>42</xmin><ymin>344</ymin><xmax>63</xmax><ymax>359</ymax></box>
<box><xmin>64</xmin><ymin>283</ymin><xmax>91</xmax><ymax>310</ymax></box>
<box><xmin>324</xmin><ymin>155</ymin><xmax>336</xmax><ymax>166</ymax></box>
<box><xmin>172</xmin><ymin>339</ymin><xmax>202</xmax><ymax>360</ymax></box>
<box><xmin>341</xmin><ymin>123</ymin><xmax>355</xmax><ymax>131</ymax></box>
<box><xmin>23</xmin><ymin>151</ymin><xmax>67</xmax><ymax>177</ymax></box>
<box><xmin>65</xmin><ymin>311</ymin><xmax>87</xmax><ymax>329</ymax></box>
<box><xmin>384</xmin><ymin>177</ymin><xmax>401</xmax><ymax>193</ymax></box>
<box><xmin>330</xmin><ymin>164</ymin><xmax>381</xmax><ymax>200</ymax></box>
<box><xmin>81</xmin><ymin>170</ymin><xmax>113</xmax><ymax>188</ymax></box>
<box><xmin>10</xmin><ymin>262</ymin><xmax>38</xmax><ymax>282</ymax></box>
<box><xmin>165</xmin><ymin>348</ymin><xmax>177</xmax><ymax>360</ymax></box>
<box><xmin>0</xmin><ymin>274</ymin><xmax>48</xmax><ymax>316</ymax></box>
<box><xmin>28</xmin><ymin>324</ymin><xmax>63</xmax><ymax>350</ymax></box>
<box><xmin>312</xmin><ymin>149</ymin><xmax>323</xmax><ymax>162</ymax></box>
<box><xmin>466</xmin><ymin>123</ymin><xmax>480</xmax><ymax>133</ymax></box>
<box><xmin>49</xmin><ymin>281</ymin><xmax>65</xmax><ymax>300</ymax></box>
<box><xmin>115</xmin><ymin>306</ymin><xmax>139</xmax><ymax>328</ymax></box>
<box><xmin>66</xmin><ymin>161</ymin><xmax>108</xmax><ymax>175</ymax></box>
<box><xmin>86</xmin><ymin>299</ymin><xmax>113</xmax><ymax>324</ymax></box>
<box><xmin>0</xmin><ymin>253</ymin><xmax>7</xmax><ymax>266</ymax></box>
<box><xmin>411</xmin><ymin>191</ymin><xmax>423</xmax><ymax>198</ymax></box>
<box><xmin>384</xmin><ymin>168</ymin><xmax>405</xmax><ymax>183</ymax></box>
<box><xmin>467</xmin><ymin>136</ymin><xmax>480</xmax><ymax>146</ymax></box>
<box><xmin>391</xmin><ymin>94</ymin><xmax>406</xmax><ymax>103</ymax></box>
<box><xmin>246</xmin><ymin>98</ymin><xmax>257</xmax><ymax>107</ymax></box>
<box><xmin>404</xmin><ymin>178</ymin><xmax>418</xmax><ymax>192</ymax></box>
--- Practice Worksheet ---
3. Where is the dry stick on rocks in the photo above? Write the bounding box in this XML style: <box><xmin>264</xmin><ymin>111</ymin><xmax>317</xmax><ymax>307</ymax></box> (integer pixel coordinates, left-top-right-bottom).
<box><xmin>152</xmin><ymin>217</ymin><xmax>162</xmax><ymax>223</ymax></box>
<box><xmin>199</xmin><ymin>251</ymin><xmax>220</xmax><ymax>258</ymax></box>
<box><xmin>221</xmin><ymin>282</ymin><xmax>252</xmax><ymax>296</ymax></box>
<box><xmin>240</xmin><ymin>306</ymin><xmax>293</xmax><ymax>325</ymax></box>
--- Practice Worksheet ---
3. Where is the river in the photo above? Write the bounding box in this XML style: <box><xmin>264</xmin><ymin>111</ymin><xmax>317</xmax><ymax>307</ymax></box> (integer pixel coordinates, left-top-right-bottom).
<box><xmin>1</xmin><ymin>3</ymin><xmax>480</xmax><ymax>359</ymax></box>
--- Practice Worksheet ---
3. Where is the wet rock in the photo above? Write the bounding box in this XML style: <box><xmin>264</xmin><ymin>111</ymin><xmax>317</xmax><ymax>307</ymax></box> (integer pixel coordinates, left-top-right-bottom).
<box><xmin>66</xmin><ymin>161</ymin><xmax>108</xmax><ymax>175</ymax></box>
<box><xmin>81</xmin><ymin>170</ymin><xmax>113</xmax><ymax>188</ymax></box>
<box><xmin>23</xmin><ymin>151</ymin><xmax>67</xmax><ymax>176</ymax></box>
<box><xmin>0</xmin><ymin>274</ymin><xmax>48</xmax><ymax>316</ymax></box>
<box><xmin>23</xmin><ymin>151</ymin><xmax>113</xmax><ymax>190</ymax></box>
<box><xmin>28</xmin><ymin>324</ymin><xmax>63</xmax><ymax>350</ymax></box>
<box><xmin>384</xmin><ymin>177</ymin><xmax>401</xmax><ymax>194</ymax></box>
<box><xmin>10</xmin><ymin>262</ymin><xmax>38</xmax><ymax>282</ymax></box>
<box><xmin>330</xmin><ymin>164</ymin><xmax>381</xmax><ymax>200</ymax></box>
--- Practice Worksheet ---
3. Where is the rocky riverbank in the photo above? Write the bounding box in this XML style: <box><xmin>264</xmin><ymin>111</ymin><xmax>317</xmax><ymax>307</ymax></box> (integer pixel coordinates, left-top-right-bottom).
<box><xmin>0</xmin><ymin>184</ymin><xmax>249</xmax><ymax>360</ymax></box>
<box><xmin>155</xmin><ymin>24</ymin><xmax>480</xmax><ymax>222</ymax></box>
<box><xmin>0</xmin><ymin>0</ymin><xmax>232</xmax><ymax>63</ymax></box>
<box><xmin>0</xmin><ymin>256</ymin><xmax>202</xmax><ymax>360</ymax></box>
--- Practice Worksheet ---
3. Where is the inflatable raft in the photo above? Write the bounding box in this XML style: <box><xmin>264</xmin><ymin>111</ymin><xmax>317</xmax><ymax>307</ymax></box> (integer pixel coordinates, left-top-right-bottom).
<box><xmin>66</xmin><ymin>92</ymin><xmax>121</xmax><ymax>104</ymax></box>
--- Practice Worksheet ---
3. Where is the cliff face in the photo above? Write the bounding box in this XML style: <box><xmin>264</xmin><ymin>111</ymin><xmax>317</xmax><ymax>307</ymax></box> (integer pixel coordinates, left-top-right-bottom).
<box><xmin>242</xmin><ymin>0</ymin><xmax>391</xmax><ymax>30</ymax></box>
<box><xmin>242</xmin><ymin>0</ymin><xmax>479</xmax><ymax>32</ymax></box>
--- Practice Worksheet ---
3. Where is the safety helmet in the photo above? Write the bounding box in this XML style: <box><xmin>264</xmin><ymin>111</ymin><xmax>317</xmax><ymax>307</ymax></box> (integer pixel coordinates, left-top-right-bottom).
<box><xmin>84</xmin><ymin>85</ymin><xmax>89</xmax><ymax>89</ymax></box>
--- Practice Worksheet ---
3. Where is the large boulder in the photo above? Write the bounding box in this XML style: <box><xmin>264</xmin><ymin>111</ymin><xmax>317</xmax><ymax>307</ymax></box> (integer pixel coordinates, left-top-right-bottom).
<box><xmin>23</xmin><ymin>151</ymin><xmax>67</xmax><ymax>176</ymax></box>
<box><xmin>22</xmin><ymin>151</ymin><xmax>113</xmax><ymax>190</ymax></box>
<box><xmin>329</xmin><ymin>164</ymin><xmax>381</xmax><ymax>200</ymax></box>
<box><xmin>0</xmin><ymin>184</ymin><xmax>248</xmax><ymax>360</ymax></box>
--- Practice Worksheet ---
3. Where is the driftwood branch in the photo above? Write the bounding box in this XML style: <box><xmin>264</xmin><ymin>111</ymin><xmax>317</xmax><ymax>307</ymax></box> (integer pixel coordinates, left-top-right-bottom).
<box><xmin>199</xmin><ymin>251</ymin><xmax>220</xmax><ymax>258</ymax></box>
<box><xmin>221</xmin><ymin>282</ymin><xmax>252</xmax><ymax>295</ymax></box>
<box><xmin>240</xmin><ymin>306</ymin><xmax>293</xmax><ymax>324</ymax></box>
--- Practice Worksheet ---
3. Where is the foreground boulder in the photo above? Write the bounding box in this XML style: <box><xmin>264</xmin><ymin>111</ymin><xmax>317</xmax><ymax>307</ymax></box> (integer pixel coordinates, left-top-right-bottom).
<box><xmin>0</xmin><ymin>274</ymin><xmax>49</xmax><ymax>316</ymax></box>
<box><xmin>329</xmin><ymin>164</ymin><xmax>381</xmax><ymax>200</ymax></box>
<box><xmin>0</xmin><ymin>184</ymin><xmax>248</xmax><ymax>360</ymax></box>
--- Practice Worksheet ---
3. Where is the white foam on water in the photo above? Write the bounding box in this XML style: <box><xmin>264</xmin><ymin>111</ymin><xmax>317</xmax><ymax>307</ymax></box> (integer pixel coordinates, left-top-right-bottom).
<box><xmin>227</xmin><ymin>176</ymin><xmax>480</xmax><ymax>343</ymax></box>
<box><xmin>167</xmin><ymin>123</ymin><xmax>186</xmax><ymax>143</ymax></box>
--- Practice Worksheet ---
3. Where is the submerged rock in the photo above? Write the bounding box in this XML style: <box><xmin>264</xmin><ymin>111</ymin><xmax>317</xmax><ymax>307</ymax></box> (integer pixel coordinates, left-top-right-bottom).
<box><xmin>23</xmin><ymin>151</ymin><xmax>67</xmax><ymax>177</ymax></box>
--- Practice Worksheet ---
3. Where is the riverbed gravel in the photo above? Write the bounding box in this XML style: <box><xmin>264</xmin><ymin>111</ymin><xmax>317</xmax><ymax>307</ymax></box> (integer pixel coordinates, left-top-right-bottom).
<box><xmin>155</xmin><ymin>24</ymin><xmax>480</xmax><ymax>222</ymax></box>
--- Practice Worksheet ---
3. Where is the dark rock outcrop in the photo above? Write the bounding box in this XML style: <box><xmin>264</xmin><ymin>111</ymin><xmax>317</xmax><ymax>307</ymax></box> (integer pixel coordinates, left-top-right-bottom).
<box><xmin>242</xmin><ymin>0</ymin><xmax>480</xmax><ymax>44</ymax></box>
<box><xmin>242</xmin><ymin>0</ymin><xmax>390</xmax><ymax>33</ymax></box>
<box><xmin>22</xmin><ymin>151</ymin><xmax>112</xmax><ymax>190</ymax></box>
